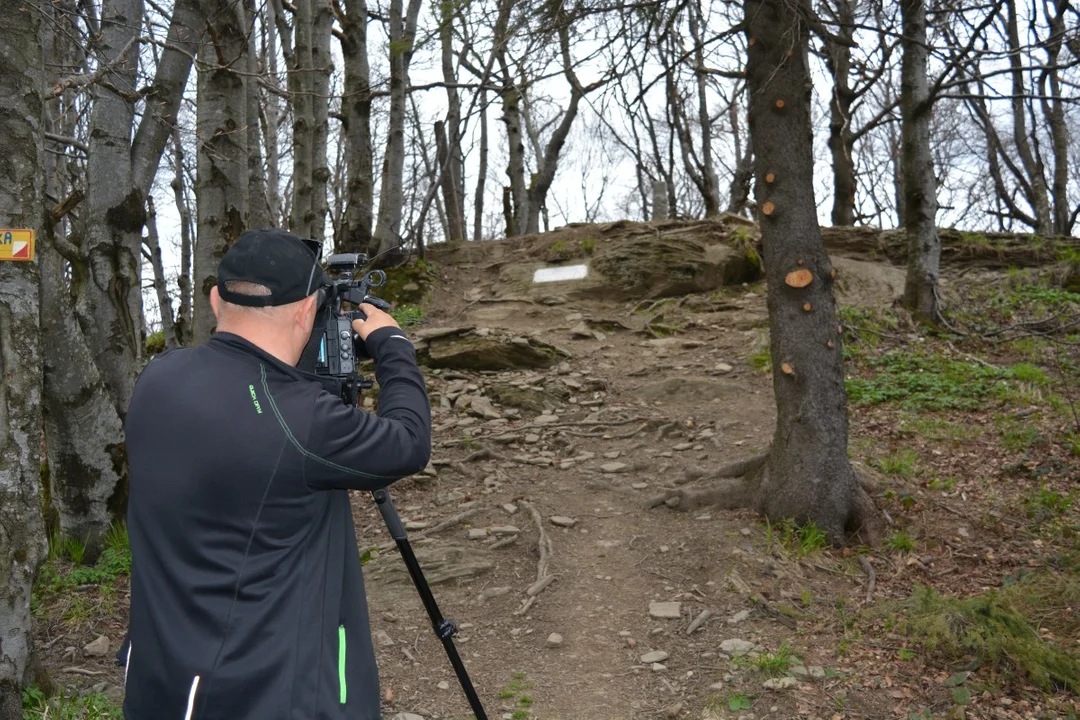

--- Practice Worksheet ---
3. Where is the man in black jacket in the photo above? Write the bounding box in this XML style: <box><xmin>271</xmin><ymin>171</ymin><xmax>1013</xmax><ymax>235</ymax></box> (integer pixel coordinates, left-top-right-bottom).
<box><xmin>122</xmin><ymin>229</ymin><xmax>431</xmax><ymax>720</ymax></box>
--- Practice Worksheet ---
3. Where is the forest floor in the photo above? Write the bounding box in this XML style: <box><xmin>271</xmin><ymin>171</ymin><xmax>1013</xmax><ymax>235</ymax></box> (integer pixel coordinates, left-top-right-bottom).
<box><xmin>27</xmin><ymin>219</ymin><xmax>1080</xmax><ymax>720</ymax></box>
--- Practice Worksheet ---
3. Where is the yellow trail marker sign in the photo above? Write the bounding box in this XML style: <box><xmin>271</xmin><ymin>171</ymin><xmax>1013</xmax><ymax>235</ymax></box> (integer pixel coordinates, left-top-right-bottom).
<box><xmin>0</xmin><ymin>229</ymin><xmax>35</xmax><ymax>261</ymax></box>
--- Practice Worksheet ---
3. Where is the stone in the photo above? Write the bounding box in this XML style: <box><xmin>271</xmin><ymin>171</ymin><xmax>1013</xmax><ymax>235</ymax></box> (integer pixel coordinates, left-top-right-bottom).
<box><xmin>524</xmin><ymin>433</ymin><xmax>540</xmax><ymax>443</ymax></box>
<box><xmin>639</xmin><ymin>650</ymin><xmax>669</xmax><ymax>664</ymax></box>
<box><xmin>651</xmin><ymin>663</ymin><xmax>667</xmax><ymax>672</ymax></box>
<box><xmin>422</xmin><ymin>330</ymin><xmax>564</xmax><ymax>371</ymax></box>
<box><xmin>437</xmin><ymin>680</ymin><xmax>450</xmax><ymax>690</ymax></box>
<box><xmin>550</xmin><ymin>516</ymin><xmax>577</xmax><ymax>528</ymax></box>
<box><xmin>468</xmin><ymin>395</ymin><xmax>502</xmax><ymax>420</ymax></box>
<box><xmin>404</xmin><ymin>521</ymin><xmax>430</xmax><ymax>531</ymax></box>
<box><xmin>600</xmin><ymin>462</ymin><xmax>629</xmax><ymax>474</ymax></box>
<box><xmin>714</xmin><ymin>362</ymin><xmax>734</xmax><ymax>373</ymax></box>
<box><xmin>84</xmin><ymin>635</ymin><xmax>110</xmax><ymax>657</ymax></box>
<box><xmin>720</xmin><ymin>638</ymin><xmax>756</xmax><ymax>657</ymax></box>
<box><xmin>435</xmin><ymin>491</ymin><xmax>465</xmax><ymax>506</ymax></box>
<box><xmin>468</xmin><ymin>529</ymin><xmax>489</xmax><ymax>540</ymax></box>
<box><xmin>375</xmin><ymin>631</ymin><xmax>395</xmax><ymax>647</ymax></box>
<box><xmin>763</xmin><ymin>676</ymin><xmax>798</xmax><ymax>690</ymax></box>
<box><xmin>728</xmin><ymin>609</ymin><xmax>751</xmax><ymax>624</ymax></box>
<box><xmin>740</xmin><ymin>527</ymin><xmax>752</xmax><ymax>536</ymax></box>
<box><xmin>502</xmin><ymin>503</ymin><xmax>518</xmax><ymax>515</ymax></box>
<box><xmin>535</xmin><ymin>414</ymin><xmax>559</xmax><ymax>424</ymax></box>
<box><xmin>488</xmin><ymin>525</ymin><xmax>520</xmax><ymax>535</ymax></box>
<box><xmin>673</xmin><ymin>442</ymin><xmax>693</xmax><ymax>451</ymax></box>
<box><xmin>545</xmin><ymin>633</ymin><xmax>564</xmax><ymax>648</ymax></box>
<box><xmin>664</xmin><ymin>702</ymin><xmax>684</xmax><ymax>718</ymax></box>
<box><xmin>631</xmin><ymin>482</ymin><xmax>649</xmax><ymax>489</ymax></box>
<box><xmin>391</xmin><ymin>714</ymin><xmax>425</xmax><ymax>720</ymax></box>
<box><xmin>649</xmin><ymin>601</ymin><xmax>682</xmax><ymax>619</ymax></box>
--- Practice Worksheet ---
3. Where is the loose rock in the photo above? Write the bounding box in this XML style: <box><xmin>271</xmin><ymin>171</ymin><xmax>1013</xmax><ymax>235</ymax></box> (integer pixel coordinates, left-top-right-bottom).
<box><xmin>549</xmin><ymin>516</ymin><xmax>577</xmax><ymax>528</ymax></box>
<box><xmin>719</xmin><ymin>638</ymin><xmax>756</xmax><ymax>657</ymax></box>
<box><xmin>763</xmin><ymin>676</ymin><xmax>798</xmax><ymax>690</ymax></box>
<box><xmin>649</xmin><ymin>601</ymin><xmax>682</xmax><ymax>619</ymax></box>
<box><xmin>84</xmin><ymin>635</ymin><xmax>110</xmax><ymax>657</ymax></box>
<box><xmin>639</xmin><ymin>650</ymin><xmax>669</xmax><ymax>664</ymax></box>
<box><xmin>601</xmin><ymin>462</ymin><xmax>629</xmax><ymax>474</ymax></box>
<box><xmin>545</xmin><ymin>633</ymin><xmax>564</xmax><ymax>648</ymax></box>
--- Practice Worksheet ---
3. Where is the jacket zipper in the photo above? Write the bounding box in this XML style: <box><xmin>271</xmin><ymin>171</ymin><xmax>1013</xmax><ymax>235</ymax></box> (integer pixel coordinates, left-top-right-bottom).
<box><xmin>183</xmin><ymin>675</ymin><xmax>200</xmax><ymax>720</ymax></box>
<box><xmin>124</xmin><ymin>642</ymin><xmax>132</xmax><ymax>688</ymax></box>
<box><xmin>338</xmin><ymin>624</ymin><xmax>347</xmax><ymax>704</ymax></box>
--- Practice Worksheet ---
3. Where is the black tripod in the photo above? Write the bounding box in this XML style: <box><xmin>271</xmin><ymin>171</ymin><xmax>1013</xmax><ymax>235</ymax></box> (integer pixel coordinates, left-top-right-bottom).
<box><xmin>371</xmin><ymin>489</ymin><xmax>488</xmax><ymax>720</ymax></box>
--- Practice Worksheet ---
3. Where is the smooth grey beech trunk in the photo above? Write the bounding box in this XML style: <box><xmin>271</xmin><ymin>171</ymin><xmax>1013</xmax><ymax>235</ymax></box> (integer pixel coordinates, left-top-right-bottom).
<box><xmin>193</xmin><ymin>0</ymin><xmax>250</xmax><ymax>343</ymax></box>
<box><xmin>339</xmin><ymin>0</ymin><xmax>374</xmax><ymax>253</ymax></box>
<box><xmin>900</xmin><ymin>0</ymin><xmax>941</xmax><ymax>322</ymax></box>
<box><xmin>745</xmin><ymin>0</ymin><xmax>875</xmax><ymax>542</ymax></box>
<box><xmin>288</xmin><ymin>0</ymin><xmax>331</xmax><ymax>241</ymax></box>
<box><xmin>78</xmin><ymin>0</ymin><xmax>147</xmax><ymax>416</ymax></box>
<box><xmin>0</xmin><ymin>0</ymin><xmax>48</xmax><ymax>713</ymax></box>
<box><xmin>40</xmin><ymin>0</ymin><xmax>199</xmax><ymax>557</ymax></box>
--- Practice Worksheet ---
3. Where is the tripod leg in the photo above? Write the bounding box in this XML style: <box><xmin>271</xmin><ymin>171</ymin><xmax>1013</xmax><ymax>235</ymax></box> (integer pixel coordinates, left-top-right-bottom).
<box><xmin>372</xmin><ymin>490</ymin><xmax>489</xmax><ymax>720</ymax></box>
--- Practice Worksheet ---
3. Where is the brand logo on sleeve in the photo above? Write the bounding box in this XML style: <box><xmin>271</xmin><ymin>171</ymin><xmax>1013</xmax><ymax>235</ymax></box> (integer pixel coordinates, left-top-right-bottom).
<box><xmin>248</xmin><ymin>384</ymin><xmax>263</xmax><ymax>414</ymax></box>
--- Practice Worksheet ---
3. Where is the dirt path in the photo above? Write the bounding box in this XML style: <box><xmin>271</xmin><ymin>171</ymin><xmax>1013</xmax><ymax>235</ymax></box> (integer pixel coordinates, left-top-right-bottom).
<box><xmin>357</xmin><ymin>272</ymin><xmax>873</xmax><ymax>720</ymax></box>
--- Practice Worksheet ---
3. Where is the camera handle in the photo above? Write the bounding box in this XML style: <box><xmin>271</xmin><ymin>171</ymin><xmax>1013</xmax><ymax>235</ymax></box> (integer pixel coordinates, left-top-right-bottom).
<box><xmin>371</xmin><ymin>489</ymin><xmax>489</xmax><ymax>720</ymax></box>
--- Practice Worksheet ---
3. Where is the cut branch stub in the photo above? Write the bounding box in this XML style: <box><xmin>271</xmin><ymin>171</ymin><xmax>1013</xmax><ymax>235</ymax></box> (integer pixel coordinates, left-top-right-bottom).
<box><xmin>749</xmin><ymin>37</ymin><xmax>756</xmax><ymax>46</ymax></box>
<box><xmin>830</xmin><ymin>268</ymin><xmax>837</xmax><ymax>279</ymax></box>
<box><xmin>762</xmin><ymin>201</ymin><xmax>775</xmax><ymax>216</ymax></box>
<box><xmin>775</xmin><ymin>99</ymin><xmax>785</xmax><ymax>109</ymax></box>
<box><xmin>765</xmin><ymin>172</ymin><xmax>775</xmax><ymax>184</ymax></box>
<box><xmin>781</xmin><ymin>363</ymin><xmax>795</xmax><ymax>375</ymax></box>
<box><xmin>784</xmin><ymin>268</ymin><xmax>813</xmax><ymax>288</ymax></box>
<box><xmin>802</xmin><ymin>303</ymin><xmax>812</xmax><ymax>311</ymax></box>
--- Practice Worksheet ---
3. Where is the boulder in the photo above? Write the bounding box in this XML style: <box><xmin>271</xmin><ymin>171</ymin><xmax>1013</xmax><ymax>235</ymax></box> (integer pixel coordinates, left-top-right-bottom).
<box><xmin>831</xmin><ymin>255</ymin><xmax>905</xmax><ymax>308</ymax></box>
<box><xmin>418</xmin><ymin>329</ymin><xmax>567</xmax><ymax>370</ymax></box>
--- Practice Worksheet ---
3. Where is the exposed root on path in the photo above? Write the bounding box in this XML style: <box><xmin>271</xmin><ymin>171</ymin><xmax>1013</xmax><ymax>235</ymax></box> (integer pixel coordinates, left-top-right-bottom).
<box><xmin>516</xmin><ymin>501</ymin><xmax>554</xmax><ymax>615</ymax></box>
<box><xmin>647</xmin><ymin>447</ymin><xmax>883</xmax><ymax>546</ymax></box>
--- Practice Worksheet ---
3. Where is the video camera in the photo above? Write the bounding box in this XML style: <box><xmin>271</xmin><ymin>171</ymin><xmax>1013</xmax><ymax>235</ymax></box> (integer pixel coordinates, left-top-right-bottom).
<box><xmin>298</xmin><ymin>250</ymin><xmax>393</xmax><ymax>406</ymax></box>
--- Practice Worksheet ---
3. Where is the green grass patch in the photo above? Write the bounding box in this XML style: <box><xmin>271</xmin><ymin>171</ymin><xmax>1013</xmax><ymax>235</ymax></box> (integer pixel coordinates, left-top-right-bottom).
<box><xmin>749</xmin><ymin>348</ymin><xmax>771</xmax><ymax>373</ymax></box>
<box><xmin>875</xmin><ymin>448</ymin><xmax>919</xmax><ymax>477</ymax></box>
<box><xmin>23</xmin><ymin>686</ymin><xmax>122</xmax><ymax>719</ymax></box>
<box><xmin>767</xmin><ymin>519</ymin><xmax>828</xmax><ymax>556</ymax></box>
<box><xmin>1023</xmin><ymin>485</ymin><xmax>1074</xmax><ymax>524</ymax></box>
<box><xmin>882</xmin><ymin>571</ymin><xmax>1080</xmax><ymax>692</ymax></box>
<box><xmin>846</xmin><ymin>349</ymin><xmax>1050</xmax><ymax>411</ymax></box>
<box><xmin>390</xmin><ymin>304</ymin><xmax>424</xmax><ymax>327</ymax></box>
<box><xmin>898</xmin><ymin>415</ymin><xmax>982</xmax><ymax>443</ymax></box>
<box><xmin>885</xmin><ymin>530</ymin><xmax>917</xmax><ymax>554</ymax></box>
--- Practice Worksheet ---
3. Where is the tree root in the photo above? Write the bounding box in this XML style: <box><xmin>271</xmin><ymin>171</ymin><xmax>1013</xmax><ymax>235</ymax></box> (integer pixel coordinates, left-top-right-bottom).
<box><xmin>648</xmin><ymin>446</ymin><xmax>883</xmax><ymax>546</ymax></box>
<box><xmin>516</xmin><ymin>501</ymin><xmax>554</xmax><ymax>615</ymax></box>
<box><xmin>858</xmin><ymin>555</ymin><xmax>876</xmax><ymax>604</ymax></box>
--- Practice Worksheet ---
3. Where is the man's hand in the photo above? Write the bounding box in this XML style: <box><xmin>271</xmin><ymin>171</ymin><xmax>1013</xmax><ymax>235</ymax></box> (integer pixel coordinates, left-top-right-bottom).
<box><xmin>352</xmin><ymin>303</ymin><xmax>400</xmax><ymax>340</ymax></box>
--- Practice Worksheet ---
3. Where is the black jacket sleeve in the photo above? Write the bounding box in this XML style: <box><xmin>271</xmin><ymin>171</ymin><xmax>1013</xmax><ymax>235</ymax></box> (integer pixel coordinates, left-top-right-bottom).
<box><xmin>303</xmin><ymin>327</ymin><xmax>432</xmax><ymax>491</ymax></box>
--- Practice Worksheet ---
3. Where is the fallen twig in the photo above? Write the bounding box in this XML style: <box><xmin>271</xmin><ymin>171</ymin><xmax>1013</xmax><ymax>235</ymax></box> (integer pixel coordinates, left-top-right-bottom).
<box><xmin>686</xmin><ymin>608</ymin><xmax>713</xmax><ymax>635</ymax></box>
<box><xmin>858</xmin><ymin>555</ymin><xmax>876</xmax><ymax>604</ymax></box>
<box><xmin>61</xmin><ymin>666</ymin><xmax>107</xmax><ymax>677</ymax></box>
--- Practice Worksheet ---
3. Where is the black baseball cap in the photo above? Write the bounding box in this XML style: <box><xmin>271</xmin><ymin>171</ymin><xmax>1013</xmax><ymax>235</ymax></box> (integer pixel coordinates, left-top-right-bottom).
<box><xmin>217</xmin><ymin>229</ymin><xmax>329</xmax><ymax>307</ymax></box>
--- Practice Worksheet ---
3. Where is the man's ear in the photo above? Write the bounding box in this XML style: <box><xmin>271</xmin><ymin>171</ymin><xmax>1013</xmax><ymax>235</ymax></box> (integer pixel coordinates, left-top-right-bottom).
<box><xmin>298</xmin><ymin>293</ymin><xmax>318</xmax><ymax>329</ymax></box>
<box><xmin>210</xmin><ymin>285</ymin><xmax>221</xmax><ymax>320</ymax></box>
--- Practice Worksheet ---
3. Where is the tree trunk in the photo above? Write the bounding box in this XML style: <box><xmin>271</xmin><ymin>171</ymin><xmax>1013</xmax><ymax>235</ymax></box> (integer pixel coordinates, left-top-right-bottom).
<box><xmin>0</xmin><ymin>1</ymin><xmax>48</xmax><ymax>711</ymax></box>
<box><xmin>310</xmin><ymin>0</ymin><xmax>333</xmax><ymax>240</ymax></box>
<box><xmin>900</xmin><ymin>0</ymin><xmax>941</xmax><ymax>322</ymax></box>
<box><xmin>171</xmin><ymin>126</ymin><xmax>193</xmax><ymax>345</ymax></box>
<box><xmin>79</xmin><ymin>0</ymin><xmax>146</xmax><ymax>415</ymax></box>
<box><xmin>744</xmin><ymin>0</ymin><xmax>875</xmax><ymax>542</ymax></box>
<box><xmin>652</xmin><ymin>180</ymin><xmax>669</xmax><ymax>221</ymax></box>
<box><xmin>1044</xmin><ymin>0</ymin><xmax>1071</xmax><ymax>235</ymax></box>
<box><xmin>339</xmin><ymin>0</ymin><xmax>374</xmax><ymax>253</ymax></box>
<box><xmin>40</xmin><ymin>227</ymin><xmax>128</xmax><ymax>562</ymax></box>
<box><xmin>193</xmin><ymin>0</ymin><xmax>250</xmax><ymax>343</ymax></box>
<box><xmin>144</xmin><ymin>197</ymin><xmax>179</xmax><ymax>346</ymax></box>
<box><xmin>1004</xmin><ymin>0</ymin><xmax>1052</xmax><ymax>235</ymax></box>
<box><xmin>290</xmin><ymin>0</ymin><xmax>315</xmax><ymax>238</ymax></box>
<box><xmin>727</xmin><ymin>98</ymin><xmax>753</xmax><ymax>215</ymax></box>
<box><xmin>438</xmin><ymin>1</ymin><xmax>466</xmax><ymax>244</ymax></box>
<box><xmin>687</xmin><ymin>0</ymin><xmax>721</xmax><ymax>216</ymax></box>
<box><xmin>245</xmin><ymin>0</ymin><xmax>271</xmax><ymax>230</ymax></box>
<box><xmin>501</xmin><ymin>76</ymin><xmax>529</xmax><ymax>236</ymax></box>
<box><xmin>824</xmin><ymin>0</ymin><xmax>857</xmax><ymax>226</ymax></box>
<box><xmin>473</xmin><ymin>88</ymin><xmax>488</xmax><ymax>242</ymax></box>
<box><xmin>372</xmin><ymin>0</ymin><xmax>423</xmax><ymax>255</ymax></box>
